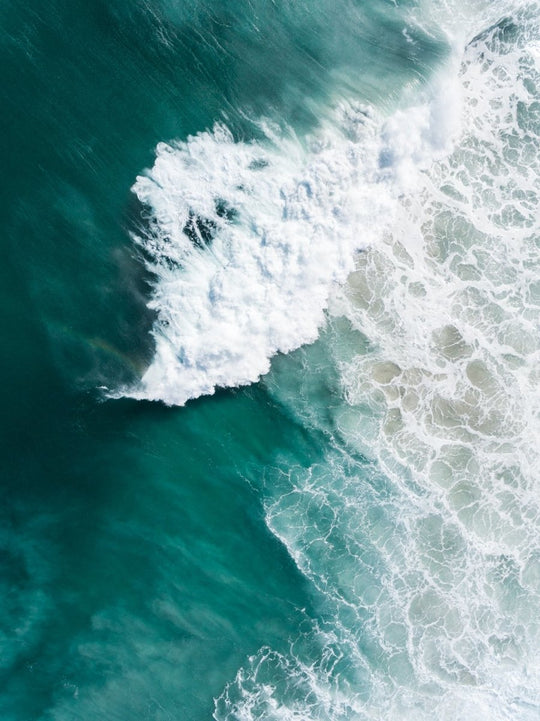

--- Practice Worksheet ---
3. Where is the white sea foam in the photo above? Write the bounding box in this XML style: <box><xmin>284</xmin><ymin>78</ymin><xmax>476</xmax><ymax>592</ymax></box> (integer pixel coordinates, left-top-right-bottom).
<box><xmin>127</xmin><ymin>112</ymin><xmax>391</xmax><ymax>405</ymax></box>
<box><xmin>215</xmin><ymin>4</ymin><xmax>540</xmax><ymax>721</ymax></box>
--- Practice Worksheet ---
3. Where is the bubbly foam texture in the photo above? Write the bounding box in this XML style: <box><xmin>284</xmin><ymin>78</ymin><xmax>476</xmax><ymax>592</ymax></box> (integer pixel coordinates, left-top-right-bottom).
<box><xmin>215</xmin><ymin>5</ymin><xmax>540</xmax><ymax>721</ymax></box>
<box><xmin>128</xmin><ymin>112</ymin><xmax>394</xmax><ymax>405</ymax></box>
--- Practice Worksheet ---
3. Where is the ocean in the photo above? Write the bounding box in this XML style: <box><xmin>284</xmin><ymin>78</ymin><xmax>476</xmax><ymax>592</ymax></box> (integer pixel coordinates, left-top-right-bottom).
<box><xmin>2</xmin><ymin>1</ymin><xmax>540</xmax><ymax>719</ymax></box>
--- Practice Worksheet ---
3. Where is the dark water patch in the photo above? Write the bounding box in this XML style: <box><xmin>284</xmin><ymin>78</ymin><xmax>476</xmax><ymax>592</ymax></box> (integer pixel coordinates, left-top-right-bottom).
<box><xmin>109</xmin><ymin>246</ymin><xmax>157</xmax><ymax>367</ymax></box>
<box><xmin>183</xmin><ymin>209</ymin><xmax>217</xmax><ymax>248</ymax></box>
<box><xmin>468</xmin><ymin>15</ymin><xmax>521</xmax><ymax>53</ymax></box>
<box><xmin>182</xmin><ymin>199</ymin><xmax>238</xmax><ymax>249</ymax></box>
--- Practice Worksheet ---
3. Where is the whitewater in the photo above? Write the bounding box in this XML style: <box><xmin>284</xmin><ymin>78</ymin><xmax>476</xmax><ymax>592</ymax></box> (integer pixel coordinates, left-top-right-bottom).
<box><xmin>125</xmin><ymin>1</ymin><xmax>540</xmax><ymax>719</ymax></box>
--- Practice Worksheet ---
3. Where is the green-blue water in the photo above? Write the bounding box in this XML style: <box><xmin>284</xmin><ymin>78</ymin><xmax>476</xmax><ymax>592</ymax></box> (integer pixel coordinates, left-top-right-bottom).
<box><xmin>3</xmin><ymin>1</ymin><xmax>540</xmax><ymax>719</ymax></box>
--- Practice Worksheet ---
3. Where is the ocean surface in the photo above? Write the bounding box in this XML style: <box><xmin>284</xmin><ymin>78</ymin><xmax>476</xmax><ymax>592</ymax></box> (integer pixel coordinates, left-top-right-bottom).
<box><xmin>2</xmin><ymin>1</ymin><xmax>540</xmax><ymax>719</ymax></box>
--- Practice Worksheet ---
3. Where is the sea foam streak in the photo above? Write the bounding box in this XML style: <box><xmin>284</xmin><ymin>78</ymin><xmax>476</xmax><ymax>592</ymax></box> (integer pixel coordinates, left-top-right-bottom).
<box><xmin>215</xmin><ymin>3</ymin><xmax>540</xmax><ymax>721</ymax></box>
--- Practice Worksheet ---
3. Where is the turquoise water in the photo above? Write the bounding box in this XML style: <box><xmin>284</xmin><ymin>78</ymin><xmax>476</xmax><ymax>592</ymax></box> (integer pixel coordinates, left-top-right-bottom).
<box><xmin>3</xmin><ymin>1</ymin><xmax>540</xmax><ymax>719</ymax></box>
